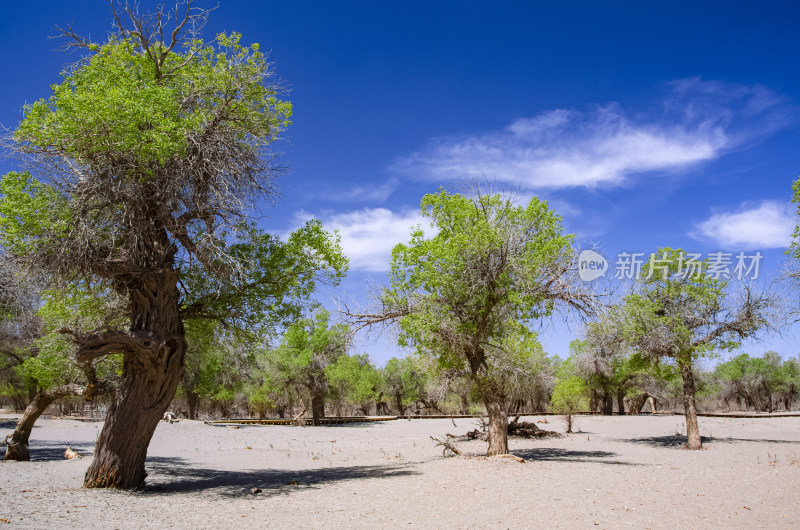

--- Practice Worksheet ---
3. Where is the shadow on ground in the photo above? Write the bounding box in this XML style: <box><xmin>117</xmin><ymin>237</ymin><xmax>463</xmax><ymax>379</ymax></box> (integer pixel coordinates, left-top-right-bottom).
<box><xmin>623</xmin><ymin>435</ymin><xmax>800</xmax><ymax>448</ymax></box>
<box><xmin>20</xmin><ymin>441</ymin><xmax>95</xmax><ymax>462</ymax></box>
<box><xmin>140</xmin><ymin>456</ymin><xmax>419</xmax><ymax>498</ymax></box>
<box><xmin>510</xmin><ymin>448</ymin><xmax>639</xmax><ymax>466</ymax></box>
<box><xmin>206</xmin><ymin>422</ymin><xmax>380</xmax><ymax>430</ymax></box>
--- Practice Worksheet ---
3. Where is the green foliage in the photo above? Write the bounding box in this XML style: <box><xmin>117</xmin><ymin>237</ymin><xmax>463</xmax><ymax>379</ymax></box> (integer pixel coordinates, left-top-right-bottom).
<box><xmin>382</xmin><ymin>356</ymin><xmax>428</xmax><ymax>411</ymax></box>
<box><xmin>0</xmin><ymin>172</ymin><xmax>69</xmax><ymax>258</ymax></box>
<box><xmin>326</xmin><ymin>354</ymin><xmax>382</xmax><ymax>408</ymax></box>
<box><xmin>17</xmin><ymin>283</ymin><xmax>123</xmax><ymax>391</ymax></box>
<box><xmin>388</xmin><ymin>190</ymin><xmax>573</xmax><ymax>371</ymax></box>
<box><xmin>260</xmin><ymin>310</ymin><xmax>350</xmax><ymax>401</ymax></box>
<box><xmin>16</xmin><ymin>34</ymin><xmax>290</xmax><ymax>171</ymax></box>
<box><xmin>551</xmin><ymin>371</ymin><xmax>590</xmax><ymax>415</ymax></box>
<box><xmin>622</xmin><ymin>247</ymin><xmax>751</xmax><ymax>365</ymax></box>
<box><xmin>180</xmin><ymin>220</ymin><xmax>348</xmax><ymax>335</ymax></box>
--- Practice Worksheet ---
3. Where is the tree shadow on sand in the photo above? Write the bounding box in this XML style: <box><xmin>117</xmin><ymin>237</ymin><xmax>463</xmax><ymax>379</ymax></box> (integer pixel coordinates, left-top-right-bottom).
<box><xmin>510</xmin><ymin>448</ymin><xmax>640</xmax><ymax>466</ymax></box>
<box><xmin>622</xmin><ymin>435</ymin><xmax>800</xmax><ymax>448</ymax></box>
<box><xmin>139</xmin><ymin>456</ymin><xmax>419</xmax><ymax>498</ymax></box>
<box><xmin>19</xmin><ymin>441</ymin><xmax>96</xmax><ymax>462</ymax></box>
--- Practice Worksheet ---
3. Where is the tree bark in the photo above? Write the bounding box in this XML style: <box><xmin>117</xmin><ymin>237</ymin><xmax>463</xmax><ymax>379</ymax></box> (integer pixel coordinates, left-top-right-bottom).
<box><xmin>394</xmin><ymin>392</ymin><xmax>406</xmax><ymax>416</ymax></box>
<box><xmin>484</xmin><ymin>398</ymin><xmax>509</xmax><ymax>456</ymax></box>
<box><xmin>616</xmin><ymin>388</ymin><xmax>626</xmax><ymax>415</ymax></box>
<box><xmin>83</xmin><ymin>271</ymin><xmax>186</xmax><ymax>489</ymax></box>
<box><xmin>627</xmin><ymin>393</ymin><xmax>648</xmax><ymax>414</ymax></box>
<box><xmin>4</xmin><ymin>385</ymin><xmax>83</xmax><ymax>461</ymax></box>
<box><xmin>602</xmin><ymin>390</ymin><xmax>613</xmax><ymax>415</ymax></box>
<box><xmin>680</xmin><ymin>361</ymin><xmax>702</xmax><ymax>450</ymax></box>
<box><xmin>186</xmin><ymin>390</ymin><xmax>199</xmax><ymax>420</ymax></box>
<box><xmin>311</xmin><ymin>392</ymin><xmax>325</xmax><ymax>426</ymax></box>
<box><xmin>647</xmin><ymin>396</ymin><xmax>657</xmax><ymax>414</ymax></box>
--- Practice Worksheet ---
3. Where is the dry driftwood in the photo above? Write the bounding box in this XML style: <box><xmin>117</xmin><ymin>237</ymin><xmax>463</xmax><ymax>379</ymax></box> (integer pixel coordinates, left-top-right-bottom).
<box><xmin>292</xmin><ymin>407</ymin><xmax>307</xmax><ymax>427</ymax></box>
<box><xmin>508</xmin><ymin>418</ymin><xmax>560</xmax><ymax>438</ymax></box>
<box><xmin>430</xmin><ymin>435</ymin><xmax>462</xmax><ymax>457</ymax></box>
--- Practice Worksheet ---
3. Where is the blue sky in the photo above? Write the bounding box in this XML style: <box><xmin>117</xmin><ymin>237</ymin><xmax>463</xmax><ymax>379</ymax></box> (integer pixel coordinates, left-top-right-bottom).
<box><xmin>1</xmin><ymin>1</ymin><xmax>799</xmax><ymax>365</ymax></box>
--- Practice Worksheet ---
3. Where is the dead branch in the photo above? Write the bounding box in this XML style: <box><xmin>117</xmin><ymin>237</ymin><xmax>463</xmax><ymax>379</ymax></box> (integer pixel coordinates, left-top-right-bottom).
<box><xmin>430</xmin><ymin>435</ymin><xmax>462</xmax><ymax>457</ymax></box>
<box><xmin>292</xmin><ymin>406</ymin><xmax>307</xmax><ymax>427</ymax></box>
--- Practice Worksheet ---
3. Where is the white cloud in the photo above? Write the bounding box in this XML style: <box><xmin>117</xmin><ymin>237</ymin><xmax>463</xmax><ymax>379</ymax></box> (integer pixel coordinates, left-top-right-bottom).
<box><xmin>295</xmin><ymin>208</ymin><xmax>430</xmax><ymax>271</ymax></box>
<box><xmin>391</xmin><ymin>79</ymin><xmax>787</xmax><ymax>190</ymax></box>
<box><xmin>337</xmin><ymin>178</ymin><xmax>400</xmax><ymax>203</ymax></box>
<box><xmin>692</xmin><ymin>200</ymin><xmax>795</xmax><ymax>249</ymax></box>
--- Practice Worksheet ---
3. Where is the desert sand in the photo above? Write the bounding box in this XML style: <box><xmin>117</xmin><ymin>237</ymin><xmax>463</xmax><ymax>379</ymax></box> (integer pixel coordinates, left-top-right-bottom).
<box><xmin>1</xmin><ymin>413</ymin><xmax>799</xmax><ymax>528</ymax></box>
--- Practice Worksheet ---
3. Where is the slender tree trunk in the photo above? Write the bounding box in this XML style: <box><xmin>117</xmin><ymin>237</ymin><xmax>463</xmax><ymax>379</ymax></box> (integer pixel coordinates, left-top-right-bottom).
<box><xmin>647</xmin><ymin>396</ymin><xmax>657</xmax><ymax>414</ymax></box>
<box><xmin>589</xmin><ymin>389</ymin><xmax>599</xmax><ymax>413</ymax></box>
<box><xmin>4</xmin><ymin>386</ymin><xmax>83</xmax><ymax>461</ymax></box>
<box><xmin>680</xmin><ymin>361</ymin><xmax>702</xmax><ymax>450</ymax></box>
<box><xmin>84</xmin><ymin>271</ymin><xmax>186</xmax><ymax>489</ymax></box>
<box><xmin>311</xmin><ymin>392</ymin><xmax>325</xmax><ymax>426</ymax></box>
<box><xmin>186</xmin><ymin>390</ymin><xmax>199</xmax><ymax>420</ymax></box>
<box><xmin>616</xmin><ymin>388</ymin><xmax>626</xmax><ymax>415</ymax></box>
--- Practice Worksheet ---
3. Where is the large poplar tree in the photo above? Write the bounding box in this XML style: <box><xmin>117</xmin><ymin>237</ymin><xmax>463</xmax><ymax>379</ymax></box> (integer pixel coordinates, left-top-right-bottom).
<box><xmin>348</xmin><ymin>189</ymin><xmax>592</xmax><ymax>456</ymax></box>
<box><xmin>0</xmin><ymin>3</ymin><xmax>346</xmax><ymax>487</ymax></box>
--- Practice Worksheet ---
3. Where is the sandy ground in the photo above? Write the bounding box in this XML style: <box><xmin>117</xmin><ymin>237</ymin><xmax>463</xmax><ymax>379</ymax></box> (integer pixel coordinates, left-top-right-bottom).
<box><xmin>1</xmin><ymin>413</ymin><xmax>799</xmax><ymax>529</ymax></box>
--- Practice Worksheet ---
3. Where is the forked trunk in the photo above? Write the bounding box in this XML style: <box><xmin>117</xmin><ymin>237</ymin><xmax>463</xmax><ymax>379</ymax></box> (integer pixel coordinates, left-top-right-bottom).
<box><xmin>485</xmin><ymin>399</ymin><xmax>508</xmax><ymax>456</ymax></box>
<box><xmin>627</xmin><ymin>393</ymin><xmax>648</xmax><ymax>415</ymax></box>
<box><xmin>680</xmin><ymin>361</ymin><xmax>702</xmax><ymax>450</ymax></box>
<box><xmin>4</xmin><ymin>386</ymin><xmax>82</xmax><ymax>461</ymax></box>
<box><xmin>311</xmin><ymin>392</ymin><xmax>325</xmax><ymax>426</ymax></box>
<box><xmin>84</xmin><ymin>271</ymin><xmax>186</xmax><ymax>489</ymax></box>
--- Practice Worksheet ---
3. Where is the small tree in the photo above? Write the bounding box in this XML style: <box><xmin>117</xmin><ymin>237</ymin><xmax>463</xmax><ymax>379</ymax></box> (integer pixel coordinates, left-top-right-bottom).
<box><xmin>347</xmin><ymin>189</ymin><xmax>593</xmax><ymax>455</ymax></box>
<box><xmin>265</xmin><ymin>310</ymin><xmax>350</xmax><ymax>425</ymax></box>
<box><xmin>326</xmin><ymin>353</ymin><xmax>382</xmax><ymax>415</ymax></box>
<box><xmin>551</xmin><ymin>371</ymin><xmax>589</xmax><ymax>433</ymax></box>
<box><xmin>622</xmin><ymin>248</ymin><xmax>775</xmax><ymax>449</ymax></box>
<box><xmin>382</xmin><ymin>356</ymin><xmax>429</xmax><ymax>415</ymax></box>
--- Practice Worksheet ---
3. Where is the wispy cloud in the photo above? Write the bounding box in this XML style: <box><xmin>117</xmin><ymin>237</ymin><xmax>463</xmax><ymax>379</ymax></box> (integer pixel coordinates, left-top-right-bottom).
<box><xmin>692</xmin><ymin>200</ymin><xmax>795</xmax><ymax>249</ymax></box>
<box><xmin>294</xmin><ymin>207</ymin><xmax>430</xmax><ymax>271</ymax></box>
<box><xmin>338</xmin><ymin>178</ymin><xmax>400</xmax><ymax>203</ymax></box>
<box><xmin>391</xmin><ymin>79</ymin><xmax>788</xmax><ymax>190</ymax></box>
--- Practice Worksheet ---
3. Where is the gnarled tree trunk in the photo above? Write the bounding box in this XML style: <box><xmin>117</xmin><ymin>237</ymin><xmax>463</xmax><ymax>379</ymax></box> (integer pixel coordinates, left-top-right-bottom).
<box><xmin>484</xmin><ymin>398</ymin><xmax>508</xmax><ymax>456</ymax></box>
<box><xmin>4</xmin><ymin>385</ymin><xmax>84</xmax><ymax>461</ymax></box>
<box><xmin>616</xmin><ymin>388</ymin><xmax>626</xmax><ymax>415</ymax></box>
<box><xmin>311</xmin><ymin>392</ymin><xmax>325</xmax><ymax>426</ymax></box>
<box><xmin>83</xmin><ymin>271</ymin><xmax>186</xmax><ymax>489</ymax></box>
<box><xmin>627</xmin><ymin>393</ymin><xmax>649</xmax><ymax>415</ymax></box>
<box><xmin>602</xmin><ymin>390</ymin><xmax>613</xmax><ymax>415</ymax></box>
<box><xmin>680</xmin><ymin>361</ymin><xmax>702</xmax><ymax>450</ymax></box>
